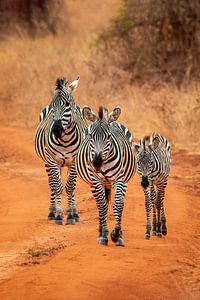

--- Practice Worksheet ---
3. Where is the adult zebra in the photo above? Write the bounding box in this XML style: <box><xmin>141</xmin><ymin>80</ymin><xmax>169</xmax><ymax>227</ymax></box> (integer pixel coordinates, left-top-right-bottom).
<box><xmin>132</xmin><ymin>132</ymin><xmax>171</xmax><ymax>239</ymax></box>
<box><xmin>34</xmin><ymin>77</ymin><xmax>86</xmax><ymax>225</ymax></box>
<box><xmin>75</xmin><ymin>106</ymin><xmax>136</xmax><ymax>246</ymax></box>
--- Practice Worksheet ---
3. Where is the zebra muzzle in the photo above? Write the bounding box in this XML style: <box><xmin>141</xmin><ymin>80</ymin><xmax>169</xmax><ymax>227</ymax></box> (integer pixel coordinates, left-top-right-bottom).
<box><xmin>52</xmin><ymin>120</ymin><xmax>64</xmax><ymax>139</ymax></box>
<box><xmin>92</xmin><ymin>152</ymin><xmax>103</xmax><ymax>171</ymax></box>
<box><xmin>141</xmin><ymin>176</ymin><xmax>149</xmax><ymax>188</ymax></box>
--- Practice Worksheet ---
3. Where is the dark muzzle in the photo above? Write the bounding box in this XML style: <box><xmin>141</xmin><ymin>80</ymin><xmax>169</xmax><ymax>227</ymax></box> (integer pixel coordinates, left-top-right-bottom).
<box><xmin>52</xmin><ymin>120</ymin><xmax>64</xmax><ymax>139</ymax></box>
<box><xmin>92</xmin><ymin>152</ymin><xmax>103</xmax><ymax>171</ymax></box>
<box><xmin>141</xmin><ymin>176</ymin><xmax>149</xmax><ymax>188</ymax></box>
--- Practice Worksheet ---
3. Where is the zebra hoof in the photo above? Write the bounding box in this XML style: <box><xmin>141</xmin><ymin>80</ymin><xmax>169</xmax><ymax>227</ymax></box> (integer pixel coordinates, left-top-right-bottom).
<box><xmin>162</xmin><ymin>228</ymin><xmax>167</xmax><ymax>235</ymax></box>
<box><xmin>156</xmin><ymin>232</ymin><xmax>162</xmax><ymax>238</ymax></box>
<box><xmin>152</xmin><ymin>231</ymin><xmax>157</xmax><ymax>236</ymax></box>
<box><xmin>115</xmin><ymin>238</ymin><xmax>125</xmax><ymax>247</ymax></box>
<box><xmin>145</xmin><ymin>233</ymin><xmax>151</xmax><ymax>240</ymax></box>
<box><xmin>54</xmin><ymin>215</ymin><xmax>63</xmax><ymax>225</ymax></box>
<box><xmin>66</xmin><ymin>218</ymin><xmax>76</xmax><ymax>225</ymax></box>
<box><xmin>48</xmin><ymin>211</ymin><xmax>55</xmax><ymax>220</ymax></box>
<box><xmin>97</xmin><ymin>237</ymin><xmax>108</xmax><ymax>246</ymax></box>
<box><xmin>110</xmin><ymin>230</ymin><xmax>119</xmax><ymax>243</ymax></box>
<box><xmin>74</xmin><ymin>214</ymin><xmax>80</xmax><ymax>222</ymax></box>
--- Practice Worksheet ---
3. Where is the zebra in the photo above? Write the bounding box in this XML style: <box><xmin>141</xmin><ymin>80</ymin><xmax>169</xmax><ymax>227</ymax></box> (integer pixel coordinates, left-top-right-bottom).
<box><xmin>132</xmin><ymin>132</ymin><xmax>171</xmax><ymax>239</ymax></box>
<box><xmin>39</xmin><ymin>104</ymin><xmax>52</xmax><ymax>122</ymax></box>
<box><xmin>75</xmin><ymin>106</ymin><xmax>136</xmax><ymax>246</ymax></box>
<box><xmin>34</xmin><ymin>77</ymin><xmax>86</xmax><ymax>225</ymax></box>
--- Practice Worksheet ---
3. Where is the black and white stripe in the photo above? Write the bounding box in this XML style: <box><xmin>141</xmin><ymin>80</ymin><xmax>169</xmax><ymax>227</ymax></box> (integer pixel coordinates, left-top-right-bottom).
<box><xmin>75</xmin><ymin>106</ymin><xmax>136</xmax><ymax>246</ymax></box>
<box><xmin>34</xmin><ymin>77</ymin><xmax>86</xmax><ymax>224</ymax></box>
<box><xmin>133</xmin><ymin>132</ymin><xmax>171</xmax><ymax>239</ymax></box>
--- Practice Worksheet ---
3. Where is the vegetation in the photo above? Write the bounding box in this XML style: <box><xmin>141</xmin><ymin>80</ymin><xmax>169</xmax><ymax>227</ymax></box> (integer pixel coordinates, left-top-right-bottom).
<box><xmin>97</xmin><ymin>0</ymin><xmax>200</xmax><ymax>86</ymax></box>
<box><xmin>0</xmin><ymin>0</ymin><xmax>67</xmax><ymax>37</ymax></box>
<box><xmin>0</xmin><ymin>0</ymin><xmax>199</xmax><ymax>150</ymax></box>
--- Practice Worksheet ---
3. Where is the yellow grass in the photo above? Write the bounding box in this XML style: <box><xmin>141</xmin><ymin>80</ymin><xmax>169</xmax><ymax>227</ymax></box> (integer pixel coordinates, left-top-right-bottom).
<box><xmin>0</xmin><ymin>0</ymin><xmax>199</xmax><ymax>152</ymax></box>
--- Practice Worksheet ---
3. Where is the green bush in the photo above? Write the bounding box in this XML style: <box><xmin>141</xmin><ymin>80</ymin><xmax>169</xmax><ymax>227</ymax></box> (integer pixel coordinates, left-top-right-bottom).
<box><xmin>97</xmin><ymin>0</ymin><xmax>200</xmax><ymax>86</ymax></box>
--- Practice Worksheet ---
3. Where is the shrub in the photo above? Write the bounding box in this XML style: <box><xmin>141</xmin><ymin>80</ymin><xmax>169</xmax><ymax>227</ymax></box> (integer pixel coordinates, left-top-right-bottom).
<box><xmin>97</xmin><ymin>0</ymin><xmax>200</xmax><ymax>86</ymax></box>
<box><xmin>0</xmin><ymin>0</ymin><xmax>67</xmax><ymax>37</ymax></box>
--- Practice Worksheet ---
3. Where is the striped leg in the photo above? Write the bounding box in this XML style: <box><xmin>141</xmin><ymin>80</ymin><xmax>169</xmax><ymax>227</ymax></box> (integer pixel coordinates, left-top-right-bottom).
<box><xmin>162</xmin><ymin>181</ymin><xmax>168</xmax><ymax>236</ymax></box>
<box><xmin>144</xmin><ymin>187</ymin><xmax>151</xmax><ymax>239</ymax></box>
<box><xmin>91</xmin><ymin>183</ymin><xmax>108</xmax><ymax>246</ymax></box>
<box><xmin>48</xmin><ymin>164</ymin><xmax>63</xmax><ymax>225</ymax></box>
<box><xmin>46</xmin><ymin>164</ymin><xmax>56</xmax><ymax>220</ymax></box>
<box><xmin>161</xmin><ymin>195</ymin><xmax>167</xmax><ymax>236</ymax></box>
<box><xmin>156</xmin><ymin>185</ymin><xmax>166</xmax><ymax>238</ymax></box>
<box><xmin>111</xmin><ymin>181</ymin><xmax>127</xmax><ymax>246</ymax></box>
<box><xmin>159</xmin><ymin>182</ymin><xmax>167</xmax><ymax>236</ymax></box>
<box><xmin>150</xmin><ymin>184</ymin><xmax>157</xmax><ymax>236</ymax></box>
<box><xmin>65</xmin><ymin>162</ymin><xmax>79</xmax><ymax>225</ymax></box>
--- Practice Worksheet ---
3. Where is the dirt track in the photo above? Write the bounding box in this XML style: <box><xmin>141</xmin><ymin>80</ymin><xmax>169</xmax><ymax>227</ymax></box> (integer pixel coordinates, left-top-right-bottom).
<box><xmin>0</xmin><ymin>127</ymin><xmax>200</xmax><ymax>300</ymax></box>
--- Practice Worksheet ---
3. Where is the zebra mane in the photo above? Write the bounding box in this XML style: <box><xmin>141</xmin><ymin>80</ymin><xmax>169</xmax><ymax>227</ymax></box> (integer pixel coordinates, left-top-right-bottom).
<box><xmin>141</xmin><ymin>135</ymin><xmax>150</xmax><ymax>150</ymax></box>
<box><xmin>98</xmin><ymin>106</ymin><xmax>104</xmax><ymax>119</ymax></box>
<box><xmin>55</xmin><ymin>77</ymin><xmax>68</xmax><ymax>90</ymax></box>
<box><xmin>98</xmin><ymin>106</ymin><xmax>108</xmax><ymax>120</ymax></box>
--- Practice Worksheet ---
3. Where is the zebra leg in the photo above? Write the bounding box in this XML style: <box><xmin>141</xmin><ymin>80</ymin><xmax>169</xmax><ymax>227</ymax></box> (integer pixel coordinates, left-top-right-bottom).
<box><xmin>156</xmin><ymin>186</ymin><xmax>166</xmax><ymax>238</ymax></box>
<box><xmin>160</xmin><ymin>184</ymin><xmax>167</xmax><ymax>236</ymax></box>
<box><xmin>144</xmin><ymin>188</ymin><xmax>152</xmax><ymax>239</ymax></box>
<box><xmin>48</xmin><ymin>164</ymin><xmax>63</xmax><ymax>225</ymax></box>
<box><xmin>91</xmin><ymin>184</ymin><xmax>108</xmax><ymax>246</ymax></box>
<box><xmin>65</xmin><ymin>163</ymin><xmax>79</xmax><ymax>225</ymax></box>
<box><xmin>161</xmin><ymin>204</ymin><xmax>167</xmax><ymax>235</ymax></box>
<box><xmin>151</xmin><ymin>185</ymin><xmax>157</xmax><ymax>236</ymax></box>
<box><xmin>110</xmin><ymin>181</ymin><xmax>127</xmax><ymax>246</ymax></box>
<box><xmin>45</xmin><ymin>164</ymin><xmax>56</xmax><ymax>220</ymax></box>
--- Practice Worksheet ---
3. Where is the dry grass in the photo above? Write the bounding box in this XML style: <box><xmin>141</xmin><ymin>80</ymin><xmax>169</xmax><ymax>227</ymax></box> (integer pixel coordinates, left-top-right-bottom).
<box><xmin>0</xmin><ymin>0</ymin><xmax>199</xmax><ymax>151</ymax></box>
<box><xmin>0</xmin><ymin>0</ymin><xmax>120</xmax><ymax>127</ymax></box>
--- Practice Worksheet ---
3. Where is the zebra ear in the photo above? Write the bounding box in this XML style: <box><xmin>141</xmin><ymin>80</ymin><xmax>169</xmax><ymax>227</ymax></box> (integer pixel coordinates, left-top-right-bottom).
<box><xmin>82</xmin><ymin>106</ymin><xmax>97</xmax><ymax>122</ymax></box>
<box><xmin>149</xmin><ymin>136</ymin><xmax>159</xmax><ymax>150</ymax></box>
<box><xmin>132</xmin><ymin>143</ymin><xmax>140</xmax><ymax>154</ymax></box>
<box><xmin>68</xmin><ymin>76</ymin><xmax>80</xmax><ymax>93</ymax></box>
<box><xmin>108</xmin><ymin>106</ymin><xmax>121</xmax><ymax>123</ymax></box>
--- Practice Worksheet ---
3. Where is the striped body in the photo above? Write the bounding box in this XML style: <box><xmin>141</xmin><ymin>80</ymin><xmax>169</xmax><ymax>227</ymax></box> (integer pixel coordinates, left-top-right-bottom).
<box><xmin>77</xmin><ymin>122</ymin><xmax>135</xmax><ymax>185</ymax></box>
<box><xmin>35</xmin><ymin>105</ymin><xmax>85</xmax><ymax>166</ymax></box>
<box><xmin>133</xmin><ymin>132</ymin><xmax>171</xmax><ymax>239</ymax></box>
<box><xmin>34</xmin><ymin>77</ymin><xmax>86</xmax><ymax>224</ymax></box>
<box><xmin>75</xmin><ymin>106</ymin><xmax>136</xmax><ymax>246</ymax></box>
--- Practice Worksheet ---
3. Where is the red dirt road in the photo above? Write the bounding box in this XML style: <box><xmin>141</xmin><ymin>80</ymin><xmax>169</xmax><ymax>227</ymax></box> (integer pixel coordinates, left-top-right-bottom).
<box><xmin>0</xmin><ymin>127</ymin><xmax>200</xmax><ymax>300</ymax></box>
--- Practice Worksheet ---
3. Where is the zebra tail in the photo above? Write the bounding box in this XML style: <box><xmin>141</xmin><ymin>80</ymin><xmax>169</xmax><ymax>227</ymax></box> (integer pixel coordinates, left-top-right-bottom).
<box><xmin>105</xmin><ymin>188</ymin><xmax>111</xmax><ymax>203</ymax></box>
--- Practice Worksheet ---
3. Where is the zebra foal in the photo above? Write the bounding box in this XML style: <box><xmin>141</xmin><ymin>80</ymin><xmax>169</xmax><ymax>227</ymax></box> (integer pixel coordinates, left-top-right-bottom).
<box><xmin>75</xmin><ymin>106</ymin><xmax>136</xmax><ymax>246</ymax></box>
<box><xmin>34</xmin><ymin>77</ymin><xmax>86</xmax><ymax>225</ymax></box>
<box><xmin>132</xmin><ymin>132</ymin><xmax>171</xmax><ymax>239</ymax></box>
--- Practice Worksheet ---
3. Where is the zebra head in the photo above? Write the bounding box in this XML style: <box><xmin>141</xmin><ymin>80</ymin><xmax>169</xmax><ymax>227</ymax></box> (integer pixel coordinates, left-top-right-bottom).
<box><xmin>83</xmin><ymin>106</ymin><xmax>121</xmax><ymax>172</ymax></box>
<box><xmin>133</xmin><ymin>135</ymin><xmax>160</xmax><ymax>189</ymax></box>
<box><xmin>51</xmin><ymin>76</ymin><xmax>79</xmax><ymax>139</ymax></box>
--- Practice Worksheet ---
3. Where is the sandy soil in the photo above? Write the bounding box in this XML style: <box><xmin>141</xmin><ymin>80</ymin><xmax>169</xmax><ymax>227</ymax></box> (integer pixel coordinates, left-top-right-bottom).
<box><xmin>0</xmin><ymin>127</ymin><xmax>200</xmax><ymax>300</ymax></box>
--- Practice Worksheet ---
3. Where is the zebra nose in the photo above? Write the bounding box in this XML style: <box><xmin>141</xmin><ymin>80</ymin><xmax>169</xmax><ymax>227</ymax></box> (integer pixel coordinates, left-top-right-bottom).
<box><xmin>52</xmin><ymin>119</ymin><xmax>64</xmax><ymax>139</ymax></box>
<box><xmin>92</xmin><ymin>152</ymin><xmax>103</xmax><ymax>171</ymax></box>
<box><xmin>141</xmin><ymin>176</ymin><xmax>149</xmax><ymax>188</ymax></box>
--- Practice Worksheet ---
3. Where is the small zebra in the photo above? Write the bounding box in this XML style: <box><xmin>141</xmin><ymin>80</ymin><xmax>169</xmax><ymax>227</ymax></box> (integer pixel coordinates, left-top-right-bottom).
<box><xmin>34</xmin><ymin>77</ymin><xmax>86</xmax><ymax>225</ymax></box>
<box><xmin>75</xmin><ymin>106</ymin><xmax>136</xmax><ymax>246</ymax></box>
<box><xmin>132</xmin><ymin>132</ymin><xmax>171</xmax><ymax>239</ymax></box>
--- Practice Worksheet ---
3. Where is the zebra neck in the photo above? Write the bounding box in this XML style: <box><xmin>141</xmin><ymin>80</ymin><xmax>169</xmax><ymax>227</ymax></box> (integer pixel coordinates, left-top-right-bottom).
<box><xmin>62</xmin><ymin>122</ymin><xmax>76</xmax><ymax>140</ymax></box>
